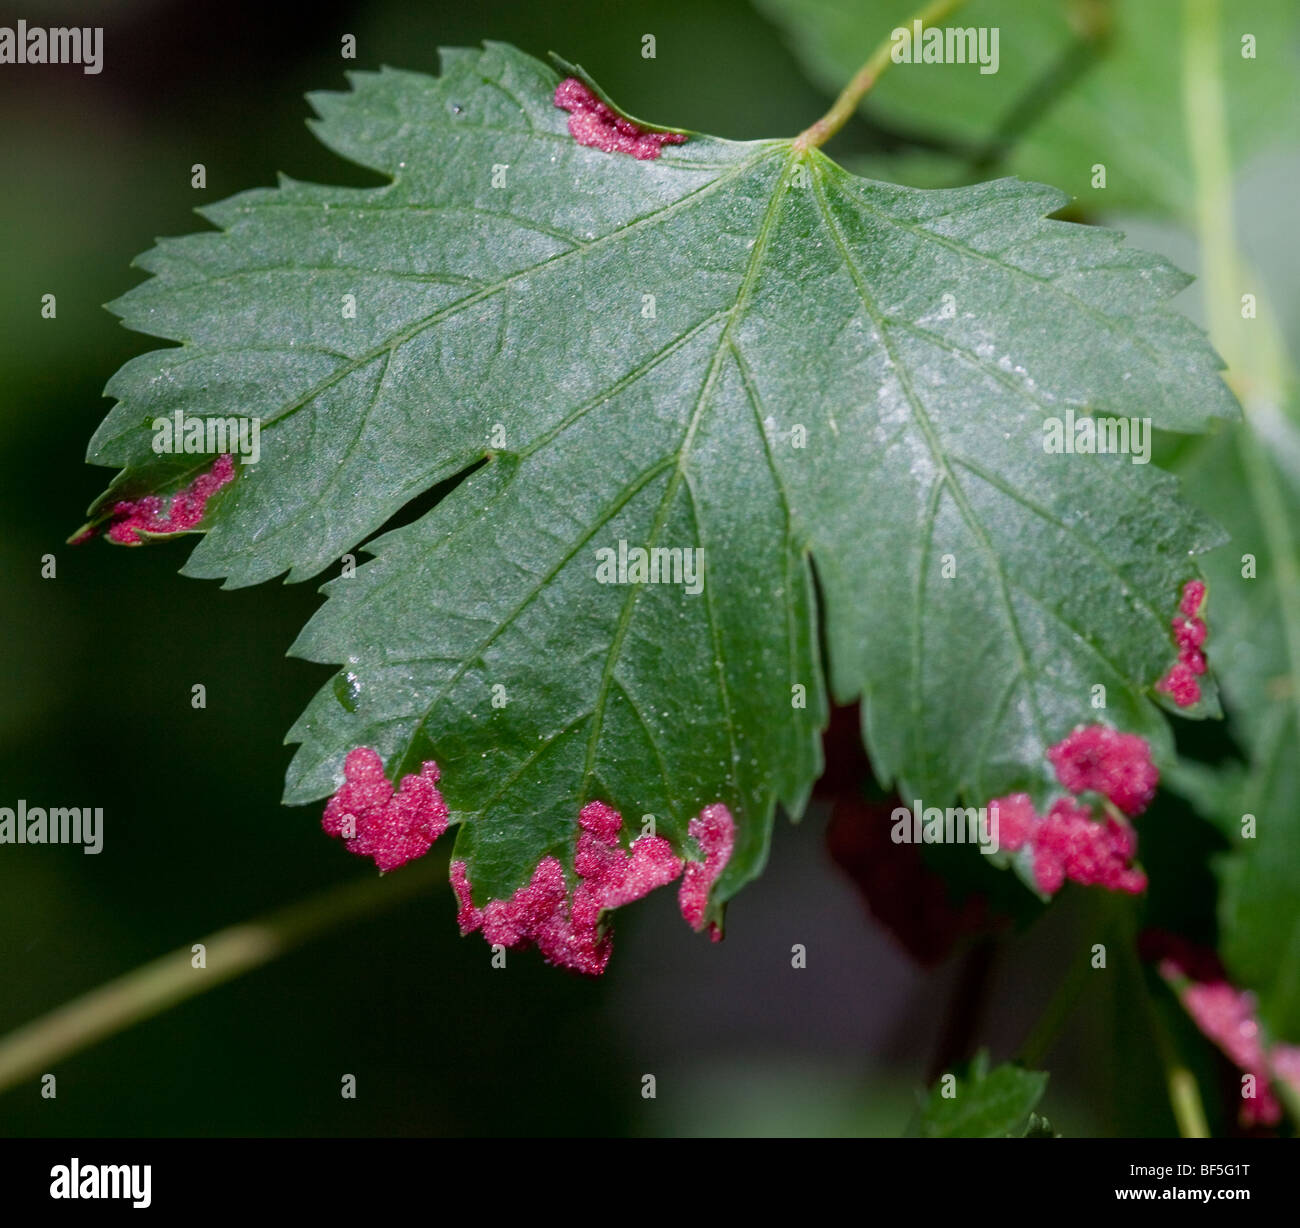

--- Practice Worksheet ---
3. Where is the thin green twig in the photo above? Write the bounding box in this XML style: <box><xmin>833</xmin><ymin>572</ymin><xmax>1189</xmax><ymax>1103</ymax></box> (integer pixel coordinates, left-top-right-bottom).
<box><xmin>0</xmin><ymin>859</ymin><xmax>445</xmax><ymax>1096</ymax></box>
<box><xmin>794</xmin><ymin>0</ymin><xmax>969</xmax><ymax>150</ymax></box>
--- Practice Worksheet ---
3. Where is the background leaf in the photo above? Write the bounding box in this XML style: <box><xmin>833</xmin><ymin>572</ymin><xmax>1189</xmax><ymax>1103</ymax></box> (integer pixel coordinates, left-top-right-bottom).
<box><xmin>754</xmin><ymin>0</ymin><xmax>1299</xmax><ymax>220</ymax></box>
<box><xmin>1115</xmin><ymin>139</ymin><xmax>1300</xmax><ymax>1045</ymax></box>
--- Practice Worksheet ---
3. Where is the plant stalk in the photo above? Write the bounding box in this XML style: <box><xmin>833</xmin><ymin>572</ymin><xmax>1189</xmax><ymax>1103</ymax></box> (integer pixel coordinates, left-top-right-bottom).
<box><xmin>0</xmin><ymin>859</ymin><xmax>445</xmax><ymax>1096</ymax></box>
<box><xmin>793</xmin><ymin>0</ymin><xmax>969</xmax><ymax>150</ymax></box>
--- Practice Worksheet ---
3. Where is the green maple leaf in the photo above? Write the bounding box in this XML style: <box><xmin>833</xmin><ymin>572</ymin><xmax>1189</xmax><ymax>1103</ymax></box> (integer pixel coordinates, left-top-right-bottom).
<box><xmin>917</xmin><ymin>1050</ymin><xmax>1049</xmax><ymax>1137</ymax></box>
<box><xmin>755</xmin><ymin>0</ymin><xmax>1299</xmax><ymax>219</ymax></box>
<box><xmin>82</xmin><ymin>43</ymin><xmax>1237</xmax><ymax>962</ymax></box>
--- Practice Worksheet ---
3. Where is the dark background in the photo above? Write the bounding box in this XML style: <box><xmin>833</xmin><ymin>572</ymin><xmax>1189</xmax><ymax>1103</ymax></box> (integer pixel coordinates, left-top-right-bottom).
<box><xmin>0</xmin><ymin>0</ymin><xmax>1159</xmax><ymax>1136</ymax></box>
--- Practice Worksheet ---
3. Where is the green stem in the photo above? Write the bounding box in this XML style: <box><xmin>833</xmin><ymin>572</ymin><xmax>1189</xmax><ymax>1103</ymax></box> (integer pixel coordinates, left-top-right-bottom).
<box><xmin>1118</xmin><ymin>902</ymin><xmax>1211</xmax><ymax>1138</ymax></box>
<box><xmin>1018</xmin><ymin>889</ymin><xmax>1113</xmax><ymax>1069</ymax></box>
<box><xmin>1141</xmin><ymin>979</ymin><xmax>1211</xmax><ymax>1138</ymax></box>
<box><xmin>1166</xmin><ymin>1064</ymin><xmax>1213</xmax><ymax>1139</ymax></box>
<box><xmin>1018</xmin><ymin>949</ymin><xmax>1093</xmax><ymax>1069</ymax></box>
<box><xmin>927</xmin><ymin>937</ymin><xmax>997</xmax><ymax>1082</ymax></box>
<box><xmin>0</xmin><ymin>859</ymin><xmax>445</xmax><ymax>1096</ymax></box>
<box><xmin>793</xmin><ymin>0</ymin><xmax>969</xmax><ymax>150</ymax></box>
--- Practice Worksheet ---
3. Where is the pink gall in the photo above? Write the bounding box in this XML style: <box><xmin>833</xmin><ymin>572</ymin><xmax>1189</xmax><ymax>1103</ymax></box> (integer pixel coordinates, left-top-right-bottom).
<box><xmin>453</xmin><ymin>800</ymin><xmax>693</xmax><ymax>975</ymax></box>
<box><xmin>988</xmin><ymin>792</ymin><xmax>1145</xmax><ymax>898</ymax></box>
<box><xmin>322</xmin><ymin>747</ymin><xmax>449</xmax><ymax>873</ymax></box>
<box><xmin>1159</xmin><ymin>580</ymin><xmax>1211</xmax><ymax>708</ymax></box>
<box><xmin>1180</xmin><ymin>579</ymin><xmax>1207</xmax><ymax>618</ymax></box>
<box><xmin>101</xmin><ymin>454</ymin><xmax>236</xmax><ymax>545</ymax></box>
<box><xmin>678</xmin><ymin>803</ymin><xmax>735</xmax><ymax>940</ymax></box>
<box><xmin>1047</xmin><ymin>724</ymin><xmax>1158</xmax><ymax>817</ymax></box>
<box><xmin>1150</xmin><ymin>936</ymin><xmax>1300</xmax><ymax>1128</ymax></box>
<box><xmin>554</xmin><ymin>77</ymin><xmax>687</xmax><ymax>160</ymax></box>
<box><xmin>1157</xmin><ymin>661</ymin><xmax>1201</xmax><ymax>707</ymax></box>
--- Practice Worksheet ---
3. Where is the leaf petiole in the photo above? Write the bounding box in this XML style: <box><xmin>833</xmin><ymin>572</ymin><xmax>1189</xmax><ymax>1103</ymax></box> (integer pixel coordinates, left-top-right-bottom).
<box><xmin>793</xmin><ymin>0</ymin><xmax>969</xmax><ymax>151</ymax></box>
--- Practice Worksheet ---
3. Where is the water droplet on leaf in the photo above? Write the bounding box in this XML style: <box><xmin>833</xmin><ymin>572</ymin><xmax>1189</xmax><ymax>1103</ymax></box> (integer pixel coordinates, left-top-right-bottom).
<box><xmin>333</xmin><ymin>670</ymin><xmax>362</xmax><ymax>712</ymax></box>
